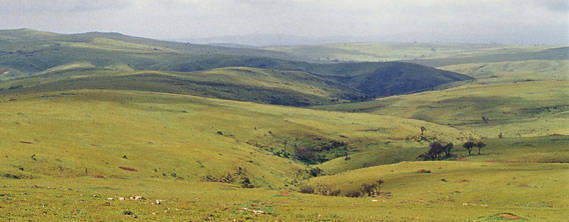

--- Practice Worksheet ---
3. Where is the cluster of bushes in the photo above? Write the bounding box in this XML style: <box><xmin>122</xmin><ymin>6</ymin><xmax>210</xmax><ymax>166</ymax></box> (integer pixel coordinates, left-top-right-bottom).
<box><xmin>294</xmin><ymin>139</ymin><xmax>349</xmax><ymax>164</ymax></box>
<box><xmin>202</xmin><ymin>167</ymin><xmax>254</xmax><ymax>188</ymax></box>
<box><xmin>299</xmin><ymin>183</ymin><xmax>341</xmax><ymax>196</ymax></box>
<box><xmin>299</xmin><ymin>179</ymin><xmax>384</xmax><ymax>198</ymax></box>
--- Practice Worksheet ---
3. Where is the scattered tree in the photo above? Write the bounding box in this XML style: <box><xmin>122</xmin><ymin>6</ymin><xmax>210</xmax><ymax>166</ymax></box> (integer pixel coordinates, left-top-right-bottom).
<box><xmin>476</xmin><ymin>141</ymin><xmax>486</xmax><ymax>155</ymax></box>
<box><xmin>463</xmin><ymin>142</ymin><xmax>476</xmax><ymax>155</ymax></box>
<box><xmin>420</xmin><ymin>126</ymin><xmax>427</xmax><ymax>136</ymax></box>
<box><xmin>375</xmin><ymin>179</ymin><xmax>384</xmax><ymax>195</ymax></box>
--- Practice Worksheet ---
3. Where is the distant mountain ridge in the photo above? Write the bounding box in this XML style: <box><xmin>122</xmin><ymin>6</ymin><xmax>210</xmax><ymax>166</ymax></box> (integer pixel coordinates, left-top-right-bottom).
<box><xmin>0</xmin><ymin>29</ymin><xmax>473</xmax><ymax>106</ymax></box>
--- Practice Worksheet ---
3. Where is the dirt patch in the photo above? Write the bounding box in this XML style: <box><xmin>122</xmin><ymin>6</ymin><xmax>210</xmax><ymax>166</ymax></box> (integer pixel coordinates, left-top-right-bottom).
<box><xmin>457</xmin><ymin>179</ymin><xmax>469</xmax><ymax>183</ymax></box>
<box><xmin>517</xmin><ymin>184</ymin><xmax>529</xmax><ymax>187</ymax></box>
<box><xmin>93</xmin><ymin>175</ymin><xmax>105</xmax><ymax>178</ymax></box>
<box><xmin>455</xmin><ymin>157</ymin><xmax>469</xmax><ymax>161</ymax></box>
<box><xmin>118</xmin><ymin>167</ymin><xmax>138</xmax><ymax>172</ymax></box>
<box><xmin>501</xmin><ymin>213</ymin><xmax>520</xmax><ymax>219</ymax></box>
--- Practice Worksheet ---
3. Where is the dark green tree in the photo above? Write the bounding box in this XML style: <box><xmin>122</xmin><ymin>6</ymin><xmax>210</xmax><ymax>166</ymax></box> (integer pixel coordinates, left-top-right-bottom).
<box><xmin>476</xmin><ymin>141</ymin><xmax>486</xmax><ymax>155</ymax></box>
<box><xmin>463</xmin><ymin>142</ymin><xmax>476</xmax><ymax>155</ymax></box>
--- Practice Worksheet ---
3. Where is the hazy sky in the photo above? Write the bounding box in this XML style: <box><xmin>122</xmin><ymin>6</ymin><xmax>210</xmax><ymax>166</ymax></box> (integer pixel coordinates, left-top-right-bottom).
<box><xmin>0</xmin><ymin>0</ymin><xmax>567</xmax><ymax>44</ymax></box>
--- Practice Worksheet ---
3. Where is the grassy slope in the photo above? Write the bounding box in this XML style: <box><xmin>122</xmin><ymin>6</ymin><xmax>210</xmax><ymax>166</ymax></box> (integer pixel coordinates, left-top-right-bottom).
<box><xmin>0</xmin><ymin>90</ymin><xmax>464</xmax><ymax>185</ymax></box>
<box><xmin>0</xmin><ymin>67</ymin><xmax>364</xmax><ymax>106</ymax></box>
<box><xmin>0</xmin><ymin>29</ymin><xmax>473</xmax><ymax>103</ymax></box>
<box><xmin>1</xmin><ymin>90</ymin><xmax>566</xmax><ymax>220</ymax></box>
<box><xmin>265</xmin><ymin>42</ymin><xmax>564</xmax><ymax>63</ymax></box>
<box><xmin>315</xmin><ymin>80</ymin><xmax>569</xmax><ymax>138</ymax></box>
<box><xmin>440</xmin><ymin>59</ymin><xmax>569</xmax><ymax>82</ymax></box>
<box><xmin>2</xmin><ymin>137</ymin><xmax>567</xmax><ymax>221</ymax></box>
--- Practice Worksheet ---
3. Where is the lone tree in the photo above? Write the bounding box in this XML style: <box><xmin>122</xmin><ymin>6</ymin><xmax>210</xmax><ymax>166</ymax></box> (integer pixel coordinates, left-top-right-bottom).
<box><xmin>420</xmin><ymin>126</ymin><xmax>427</xmax><ymax>136</ymax></box>
<box><xmin>476</xmin><ymin>141</ymin><xmax>486</xmax><ymax>155</ymax></box>
<box><xmin>375</xmin><ymin>179</ymin><xmax>384</xmax><ymax>195</ymax></box>
<box><xmin>463</xmin><ymin>142</ymin><xmax>476</xmax><ymax>155</ymax></box>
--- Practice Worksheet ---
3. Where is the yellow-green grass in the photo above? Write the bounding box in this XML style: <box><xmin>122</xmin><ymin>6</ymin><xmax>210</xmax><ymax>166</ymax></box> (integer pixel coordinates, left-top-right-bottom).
<box><xmin>0</xmin><ymin>66</ymin><xmax>364</xmax><ymax>106</ymax></box>
<box><xmin>0</xmin><ymin>90</ymin><xmax>463</xmax><ymax>186</ymax></box>
<box><xmin>305</xmin><ymin>160</ymin><xmax>569</xmax><ymax>221</ymax></box>
<box><xmin>265</xmin><ymin>42</ymin><xmax>555</xmax><ymax>62</ymax></box>
<box><xmin>2</xmin><ymin>66</ymin><xmax>345</xmax><ymax>98</ymax></box>
<box><xmin>64</xmin><ymin>37</ymin><xmax>180</xmax><ymax>54</ymax></box>
<box><xmin>2</xmin><ymin>161</ymin><xmax>567</xmax><ymax>221</ymax></box>
<box><xmin>440</xmin><ymin>59</ymin><xmax>569</xmax><ymax>82</ymax></box>
<box><xmin>315</xmin><ymin>80</ymin><xmax>569</xmax><ymax>138</ymax></box>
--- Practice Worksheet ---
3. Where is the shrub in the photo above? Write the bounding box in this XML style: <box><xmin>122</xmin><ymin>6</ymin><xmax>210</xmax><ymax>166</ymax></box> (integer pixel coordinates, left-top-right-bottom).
<box><xmin>360</xmin><ymin>183</ymin><xmax>377</xmax><ymax>196</ymax></box>
<box><xmin>299</xmin><ymin>185</ymin><xmax>315</xmax><ymax>194</ymax></box>
<box><xmin>295</xmin><ymin>147</ymin><xmax>317</xmax><ymax>164</ymax></box>
<box><xmin>240</xmin><ymin>177</ymin><xmax>254</xmax><ymax>188</ymax></box>
<box><xmin>345</xmin><ymin>191</ymin><xmax>362</xmax><ymax>198</ymax></box>
<box><xmin>329</xmin><ymin>189</ymin><xmax>341</xmax><ymax>196</ymax></box>
<box><xmin>309</xmin><ymin>167</ymin><xmax>322</xmax><ymax>177</ymax></box>
<box><xmin>316</xmin><ymin>183</ymin><xmax>333</xmax><ymax>195</ymax></box>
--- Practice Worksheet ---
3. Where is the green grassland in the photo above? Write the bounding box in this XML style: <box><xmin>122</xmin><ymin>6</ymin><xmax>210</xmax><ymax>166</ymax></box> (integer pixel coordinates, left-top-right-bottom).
<box><xmin>0</xmin><ymin>67</ymin><xmax>364</xmax><ymax>106</ymax></box>
<box><xmin>316</xmin><ymin>80</ymin><xmax>569</xmax><ymax>138</ymax></box>
<box><xmin>0</xmin><ymin>89</ymin><xmax>465</xmax><ymax>185</ymax></box>
<box><xmin>1</xmin><ymin>90</ymin><xmax>567</xmax><ymax>221</ymax></box>
<box><xmin>440</xmin><ymin>59</ymin><xmax>569</xmax><ymax>82</ymax></box>
<box><xmin>1</xmin><ymin>29</ymin><xmax>568</xmax><ymax>221</ymax></box>
<box><xmin>0</xmin><ymin>29</ymin><xmax>472</xmax><ymax>106</ymax></box>
<box><xmin>265</xmin><ymin>42</ymin><xmax>566</xmax><ymax>63</ymax></box>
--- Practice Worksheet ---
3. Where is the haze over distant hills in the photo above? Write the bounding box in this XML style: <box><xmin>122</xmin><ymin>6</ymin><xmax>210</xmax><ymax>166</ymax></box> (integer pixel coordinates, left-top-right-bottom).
<box><xmin>173</xmin><ymin>34</ymin><xmax>378</xmax><ymax>47</ymax></box>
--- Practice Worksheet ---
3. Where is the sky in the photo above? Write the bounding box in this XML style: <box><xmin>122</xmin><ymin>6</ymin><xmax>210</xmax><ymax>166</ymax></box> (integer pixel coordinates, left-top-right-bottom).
<box><xmin>0</xmin><ymin>0</ymin><xmax>567</xmax><ymax>44</ymax></box>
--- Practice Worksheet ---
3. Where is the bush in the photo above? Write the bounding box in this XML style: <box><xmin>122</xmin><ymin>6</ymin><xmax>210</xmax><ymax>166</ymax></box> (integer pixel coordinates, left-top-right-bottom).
<box><xmin>295</xmin><ymin>147</ymin><xmax>317</xmax><ymax>164</ymax></box>
<box><xmin>316</xmin><ymin>183</ymin><xmax>333</xmax><ymax>195</ymax></box>
<box><xmin>360</xmin><ymin>183</ymin><xmax>378</xmax><ymax>196</ymax></box>
<box><xmin>329</xmin><ymin>189</ymin><xmax>341</xmax><ymax>196</ymax></box>
<box><xmin>345</xmin><ymin>191</ymin><xmax>362</xmax><ymax>198</ymax></box>
<box><xmin>299</xmin><ymin>185</ymin><xmax>315</xmax><ymax>194</ymax></box>
<box><xmin>240</xmin><ymin>177</ymin><xmax>254</xmax><ymax>188</ymax></box>
<box><xmin>309</xmin><ymin>167</ymin><xmax>322</xmax><ymax>177</ymax></box>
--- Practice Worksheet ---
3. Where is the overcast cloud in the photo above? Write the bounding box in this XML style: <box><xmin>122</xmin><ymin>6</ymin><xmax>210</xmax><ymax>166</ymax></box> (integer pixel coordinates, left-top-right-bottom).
<box><xmin>0</xmin><ymin>0</ymin><xmax>567</xmax><ymax>44</ymax></box>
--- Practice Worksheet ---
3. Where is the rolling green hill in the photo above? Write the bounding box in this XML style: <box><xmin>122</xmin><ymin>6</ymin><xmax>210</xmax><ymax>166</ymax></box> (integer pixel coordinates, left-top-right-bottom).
<box><xmin>1</xmin><ymin>29</ymin><xmax>568</xmax><ymax>221</ymax></box>
<box><xmin>0</xmin><ymin>29</ymin><xmax>473</xmax><ymax>105</ymax></box>
<box><xmin>265</xmin><ymin>42</ymin><xmax>567</xmax><ymax>63</ymax></box>
<box><xmin>315</xmin><ymin>80</ymin><xmax>569</xmax><ymax>138</ymax></box>
<box><xmin>0</xmin><ymin>89</ymin><xmax>466</xmax><ymax>186</ymax></box>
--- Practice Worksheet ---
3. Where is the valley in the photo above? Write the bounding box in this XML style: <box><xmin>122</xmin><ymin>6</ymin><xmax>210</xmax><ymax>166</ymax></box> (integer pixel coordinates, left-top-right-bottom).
<box><xmin>0</xmin><ymin>29</ymin><xmax>568</xmax><ymax>221</ymax></box>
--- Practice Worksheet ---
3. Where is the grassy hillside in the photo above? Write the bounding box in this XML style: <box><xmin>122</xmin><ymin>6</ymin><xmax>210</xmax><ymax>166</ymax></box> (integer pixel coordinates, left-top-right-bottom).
<box><xmin>440</xmin><ymin>59</ymin><xmax>569</xmax><ymax>82</ymax></box>
<box><xmin>0</xmin><ymin>29</ymin><xmax>472</xmax><ymax>104</ymax></box>
<box><xmin>265</xmin><ymin>42</ymin><xmax>565</xmax><ymax>63</ymax></box>
<box><xmin>315</xmin><ymin>80</ymin><xmax>569</xmax><ymax>138</ymax></box>
<box><xmin>0</xmin><ymin>67</ymin><xmax>365</xmax><ymax>106</ymax></box>
<box><xmin>0</xmin><ymin>89</ymin><xmax>465</xmax><ymax>185</ymax></box>
<box><xmin>1</xmin><ymin>89</ymin><xmax>566</xmax><ymax>221</ymax></box>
